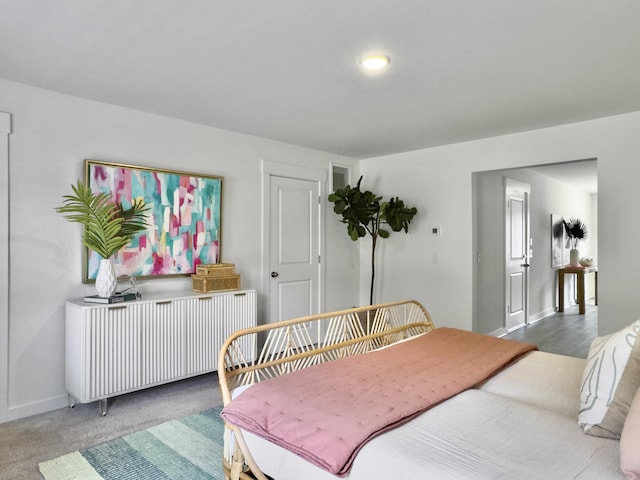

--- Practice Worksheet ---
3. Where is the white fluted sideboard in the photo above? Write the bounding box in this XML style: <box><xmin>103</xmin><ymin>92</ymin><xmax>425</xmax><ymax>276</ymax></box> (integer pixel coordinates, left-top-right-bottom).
<box><xmin>65</xmin><ymin>289</ymin><xmax>256</xmax><ymax>415</ymax></box>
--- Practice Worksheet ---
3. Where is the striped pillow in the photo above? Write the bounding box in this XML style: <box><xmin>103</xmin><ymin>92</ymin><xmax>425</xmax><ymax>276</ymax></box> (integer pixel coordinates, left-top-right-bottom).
<box><xmin>578</xmin><ymin>320</ymin><xmax>640</xmax><ymax>438</ymax></box>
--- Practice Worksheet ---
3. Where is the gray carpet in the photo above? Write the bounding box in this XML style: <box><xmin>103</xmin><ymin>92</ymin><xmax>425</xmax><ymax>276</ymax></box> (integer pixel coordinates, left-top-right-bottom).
<box><xmin>0</xmin><ymin>373</ymin><xmax>220</xmax><ymax>480</ymax></box>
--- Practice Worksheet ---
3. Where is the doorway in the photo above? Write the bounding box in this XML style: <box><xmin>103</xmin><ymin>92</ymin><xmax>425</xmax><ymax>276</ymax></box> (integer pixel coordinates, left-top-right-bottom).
<box><xmin>473</xmin><ymin>159</ymin><xmax>597</xmax><ymax>337</ymax></box>
<box><xmin>261</xmin><ymin>161</ymin><xmax>326</xmax><ymax>331</ymax></box>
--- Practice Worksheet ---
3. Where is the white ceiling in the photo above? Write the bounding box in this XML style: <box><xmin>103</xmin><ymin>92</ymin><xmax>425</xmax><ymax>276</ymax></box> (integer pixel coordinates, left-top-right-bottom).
<box><xmin>1</xmin><ymin>1</ymin><xmax>640</xmax><ymax>160</ymax></box>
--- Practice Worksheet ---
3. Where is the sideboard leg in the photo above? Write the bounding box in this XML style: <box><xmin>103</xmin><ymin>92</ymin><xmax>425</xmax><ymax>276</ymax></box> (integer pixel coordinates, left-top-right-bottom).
<box><xmin>98</xmin><ymin>398</ymin><xmax>109</xmax><ymax>416</ymax></box>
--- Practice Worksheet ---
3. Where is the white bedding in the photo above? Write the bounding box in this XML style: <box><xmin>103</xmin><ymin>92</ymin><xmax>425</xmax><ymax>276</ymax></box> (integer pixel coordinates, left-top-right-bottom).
<box><xmin>477</xmin><ymin>350</ymin><xmax>586</xmax><ymax>417</ymax></box>
<box><xmin>239</xmin><ymin>351</ymin><xmax>624</xmax><ymax>479</ymax></box>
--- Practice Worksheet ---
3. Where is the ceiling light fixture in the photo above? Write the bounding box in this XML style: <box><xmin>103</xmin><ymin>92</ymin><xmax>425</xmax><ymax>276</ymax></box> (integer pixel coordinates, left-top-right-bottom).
<box><xmin>359</xmin><ymin>54</ymin><xmax>391</xmax><ymax>70</ymax></box>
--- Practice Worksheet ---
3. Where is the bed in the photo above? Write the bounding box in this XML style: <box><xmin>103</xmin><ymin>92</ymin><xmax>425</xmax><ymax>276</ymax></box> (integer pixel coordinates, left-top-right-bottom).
<box><xmin>218</xmin><ymin>300</ymin><xmax>640</xmax><ymax>480</ymax></box>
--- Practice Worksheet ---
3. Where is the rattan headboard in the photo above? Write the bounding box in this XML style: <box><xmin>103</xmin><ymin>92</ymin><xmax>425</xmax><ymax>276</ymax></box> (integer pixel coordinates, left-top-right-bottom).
<box><xmin>218</xmin><ymin>299</ymin><xmax>435</xmax><ymax>405</ymax></box>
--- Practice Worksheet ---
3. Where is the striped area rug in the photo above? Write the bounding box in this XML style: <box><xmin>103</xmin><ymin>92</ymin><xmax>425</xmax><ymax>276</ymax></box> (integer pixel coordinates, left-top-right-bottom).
<box><xmin>39</xmin><ymin>407</ymin><xmax>225</xmax><ymax>480</ymax></box>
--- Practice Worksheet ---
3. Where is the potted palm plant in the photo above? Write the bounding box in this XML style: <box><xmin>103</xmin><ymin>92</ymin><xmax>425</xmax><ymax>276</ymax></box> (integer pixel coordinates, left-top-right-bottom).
<box><xmin>563</xmin><ymin>217</ymin><xmax>588</xmax><ymax>266</ymax></box>
<box><xmin>56</xmin><ymin>180</ymin><xmax>149</xmax><ymax>297</ymax></box>
<box><xmin>328</xmin><ymin>176</ymin><xmax>417</xmax><ymax>305</ymax></box>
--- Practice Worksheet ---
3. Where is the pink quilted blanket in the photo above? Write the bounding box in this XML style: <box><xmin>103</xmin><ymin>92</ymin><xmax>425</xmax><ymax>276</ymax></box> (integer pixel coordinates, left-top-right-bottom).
<box><xmin>221</xmin><ymin>328</ymin><xmax>537</xmax><ymax>476</ymax></box>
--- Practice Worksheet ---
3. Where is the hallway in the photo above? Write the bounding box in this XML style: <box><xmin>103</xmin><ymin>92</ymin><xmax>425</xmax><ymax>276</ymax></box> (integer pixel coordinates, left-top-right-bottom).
<box><xmin>504</xmin><ymin>303</ymin><xmax>597</xmax><ymax>358</ymax></box>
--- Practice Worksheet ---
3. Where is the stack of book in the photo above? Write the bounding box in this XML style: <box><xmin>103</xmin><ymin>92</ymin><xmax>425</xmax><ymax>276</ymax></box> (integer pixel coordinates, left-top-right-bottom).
<box><xmin>83</xmin><ymin>292</ymin><xmax>138</xmax><ymax>304</ymax></box>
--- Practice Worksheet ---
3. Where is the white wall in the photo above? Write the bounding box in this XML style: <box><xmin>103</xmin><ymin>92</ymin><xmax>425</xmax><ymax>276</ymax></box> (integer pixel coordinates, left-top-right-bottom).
<box><xmin>4</xmin><ymin>76</ymin><xmax>639</xmax><ymax>423</ymax></box>
<box><xmin>473</xmin><ymin>165</ymin><xmax>596</xmax><ymax>335</ymax></box>
<box><xmin>360</xmin><ymin>112</ymin><xmax>640</xmax><ymax>336</ymax></box>
<box><xmin>0</xmin><ymin>79</ymin><xmax>359</xmax><ymax>422</ymax></box>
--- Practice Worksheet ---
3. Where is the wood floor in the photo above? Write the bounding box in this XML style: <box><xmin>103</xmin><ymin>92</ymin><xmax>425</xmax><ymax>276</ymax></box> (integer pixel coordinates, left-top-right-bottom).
<box><xmin>504</xmin><ymin>302</ymin><xmax>597</xmax><ymax>358</ymax></box>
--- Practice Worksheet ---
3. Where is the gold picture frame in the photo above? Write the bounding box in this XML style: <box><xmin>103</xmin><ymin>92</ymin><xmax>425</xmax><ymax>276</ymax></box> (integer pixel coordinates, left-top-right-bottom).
<box><xmin>83</xmin><ymin>159</ymin><xmax>223</xmax><ymax>282</ymax></box>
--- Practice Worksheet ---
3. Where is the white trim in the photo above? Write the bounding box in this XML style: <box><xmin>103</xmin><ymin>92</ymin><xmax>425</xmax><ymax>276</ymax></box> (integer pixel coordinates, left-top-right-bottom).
<box><xmin>528</xmin><ymin>307</ymin><xmax>557</xmax><ymax>324</ymax></box>
<box><xmin>261</xmin><ymin>159</ymin><xmax>326</xmax><ymax>182</ymax></box>
<box><xmin>0</xmin><ymin>111</ymin><xmax>11</xmax><ymax>423</ymax></box>
<box><xmin>4</xmin><ymin>395</ymin><xmax>68</xmax><ymax>423</ymax></box>
<box><xmin>491</xmin><ymin>327</ymin><xmax>508</xmax><ymax>338</ymax></box>
<box><xmin>0</xmin><ymin>112</ymin><xmax>10</xmax><ymax>133</ymax></box>
<box><xmin>261</xmin><ymin>160</ymin><xmax>327</xmax><ymax>324</ymax></box>
<box><xmin>329</xmin><ymin>162</ymin><xmax>352</xmax><ymax>193</ymax></box>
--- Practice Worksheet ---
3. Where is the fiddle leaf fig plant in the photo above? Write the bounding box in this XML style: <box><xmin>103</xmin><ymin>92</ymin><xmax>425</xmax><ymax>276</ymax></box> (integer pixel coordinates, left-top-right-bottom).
<box><xmin>328</xmin><ymin>176</ymin><xmax>417</xmax><ymax>305</ymax></box>
<box><xmin>56</xmin><ymin>179</ymin><xmax>149</xmax><ymax>259</ymax></box>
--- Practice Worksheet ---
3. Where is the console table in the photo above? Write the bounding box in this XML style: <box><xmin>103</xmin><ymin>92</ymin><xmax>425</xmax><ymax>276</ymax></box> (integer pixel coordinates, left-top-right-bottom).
<box><xmin>66</xmin><ymin>289</ymin><xmax>256</xmax><ymax>415</ymax></box>
<box><xmin>557</xmin><ymin>267</ymin><xmax>597</xmax><ymax>315</ymax></box>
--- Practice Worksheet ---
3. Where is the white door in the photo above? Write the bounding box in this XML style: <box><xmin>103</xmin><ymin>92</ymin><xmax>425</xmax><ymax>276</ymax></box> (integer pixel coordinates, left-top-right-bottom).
<box><xmin>268</xmin><ymin>176</ymin><xmax>320</xmax><ymax>332</ymax></box>
<box><xmin>504</xmin><ymin>178</ymin><xmax>531</xmax><ymax>332</ymax></box>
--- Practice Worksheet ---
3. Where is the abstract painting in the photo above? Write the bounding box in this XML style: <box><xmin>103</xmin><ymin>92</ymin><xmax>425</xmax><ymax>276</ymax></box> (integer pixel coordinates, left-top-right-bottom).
<box><xmin>551</xmin><ymin>213</ymin><xmax>568</xmax><ymax>268</ymax></box>
<box><xmin>84</xmin><ymin>160</ymin><xmax>223</xmax><ymax>281</ymax></box>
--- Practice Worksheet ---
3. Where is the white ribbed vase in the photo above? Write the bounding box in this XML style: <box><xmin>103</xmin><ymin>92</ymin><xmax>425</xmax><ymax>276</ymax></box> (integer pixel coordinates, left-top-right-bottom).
<box><xmin>95</xmin><ymin>258</ymin><xmax>117</xmax><ymax>297</ymax></box>
<box><xmin>569</xmin><ymin>249</ymin><xmax>580</xmax><ymax>266</ymax></box>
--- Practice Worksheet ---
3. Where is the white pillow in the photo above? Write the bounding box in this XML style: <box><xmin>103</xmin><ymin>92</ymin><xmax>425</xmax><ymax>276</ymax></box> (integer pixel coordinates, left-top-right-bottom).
<box><xmin>578</xmin><ymin>320</ymin><xmax>640</xmax><ymax>438</ymax></box>
<box><xmin>621</xmin><ymin>387</ymin><xmax>640</xmax><ymax>479</ymax></box>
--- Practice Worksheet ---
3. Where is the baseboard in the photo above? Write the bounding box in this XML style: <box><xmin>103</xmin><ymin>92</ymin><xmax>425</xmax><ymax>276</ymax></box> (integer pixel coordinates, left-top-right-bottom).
<box><xmin>528</xmin><ymin>307</ymin><xmax>557</xmax><ymax>324</ymax></box>
<box><xmin>486</xmin><ymin>306</ymin><xmax>579</xmax><ymax>341</ymax></box>
<box><xmin>489</xmin><ymin>327</ymin><xmax>508</xmax><ymax>338</ymax></box>
<box><xmin>1</xmin><ymin>393</ymin><xmax>68</xmax><ymax>424</ymax></box>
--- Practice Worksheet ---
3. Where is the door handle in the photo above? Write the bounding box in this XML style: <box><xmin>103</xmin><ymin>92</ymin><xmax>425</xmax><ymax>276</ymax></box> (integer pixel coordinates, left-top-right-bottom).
<box><xmin>520</xmin><ymin>263</ymin><xmax>530</xmax><ymax>268</ymax></box>
<box><xmin>271</xmin><ymin>271</ymin><xmax>279</xmax><ymax>278</ymax></box>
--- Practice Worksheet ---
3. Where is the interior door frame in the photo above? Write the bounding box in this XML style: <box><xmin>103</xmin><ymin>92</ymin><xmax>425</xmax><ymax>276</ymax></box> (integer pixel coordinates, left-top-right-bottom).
<box><xmin>504</xmin><ymin>177</ymin><xmax>531</xmax><ymax>332</ymax></box>
<box><xmin>0</xmin><ymin>112</ymin><xmax>11</xmax><ymax>422</ymax></box>
<box><xmin>261</xmin><ymin>160</ymin><xmax>326</xmax><ymax>325</ymax></box>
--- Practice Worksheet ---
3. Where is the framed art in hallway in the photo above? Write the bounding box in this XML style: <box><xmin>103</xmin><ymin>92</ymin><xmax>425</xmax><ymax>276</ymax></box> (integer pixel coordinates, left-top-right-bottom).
<box><xmin>83</xmin><ymin>160</ymin><xmax>223</xmax><ymax>282</ymax></box>
<box><xmin>551</xmin><ymin>213</ymin><xmax>568</xmax><ymax>268</ymax></box>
